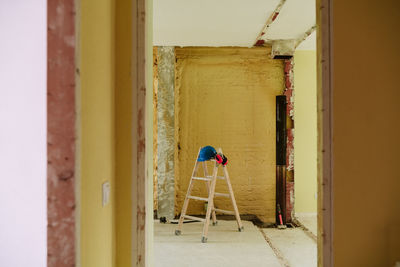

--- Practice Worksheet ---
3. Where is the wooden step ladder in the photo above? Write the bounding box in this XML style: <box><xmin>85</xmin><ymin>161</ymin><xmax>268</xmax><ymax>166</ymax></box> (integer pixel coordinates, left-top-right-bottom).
<box><xmin>175</xmin><ymin>147</ymin><xmax>244</xmax><ymax>243</ymax></box>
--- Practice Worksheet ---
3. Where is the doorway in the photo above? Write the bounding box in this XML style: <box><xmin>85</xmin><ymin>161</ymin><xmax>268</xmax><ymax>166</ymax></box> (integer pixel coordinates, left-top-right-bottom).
<box><xmin>149</xmin><ymin>1</ymin><xmax>326</xmax><ymax>266</ymax></box>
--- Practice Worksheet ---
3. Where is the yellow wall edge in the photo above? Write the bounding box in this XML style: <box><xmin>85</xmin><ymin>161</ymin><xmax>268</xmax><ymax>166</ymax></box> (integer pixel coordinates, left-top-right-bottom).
<box><xmin>294</xmin><ymin>50</ymin><xmax>317</xmax><ymax>213</ymax></box>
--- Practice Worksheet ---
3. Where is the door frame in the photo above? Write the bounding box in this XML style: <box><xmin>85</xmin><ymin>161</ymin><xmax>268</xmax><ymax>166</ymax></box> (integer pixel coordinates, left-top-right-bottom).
<box><xmin>46</xmin><ymin>0</ymin><xmax>333</xmax><ymax>266</ymax></box>
<box><xmin>316</xmin><ymin>0</ymin><xmax>334</xmax><ymax>266</ymax></box>
<box><xmin>132</xmin><ymin>0</ymin><xmax>334</xmax><ymax>266</ymax></box>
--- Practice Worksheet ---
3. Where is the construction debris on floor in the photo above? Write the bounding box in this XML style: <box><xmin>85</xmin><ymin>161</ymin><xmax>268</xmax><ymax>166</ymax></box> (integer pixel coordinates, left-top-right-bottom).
<box><xmin>154</xmin><ymin>220</ymin><xmax>317</xmax><ymax>267</ymax></box>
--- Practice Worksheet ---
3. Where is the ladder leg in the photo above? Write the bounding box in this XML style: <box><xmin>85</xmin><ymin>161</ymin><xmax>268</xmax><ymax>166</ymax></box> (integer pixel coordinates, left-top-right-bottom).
<box><xmin>223</xmin><ymin>166</ymin><xmax>244</xmax><ymax>232</ymax></box>
<box><xmin>176</xmin><ymin>159</ymin><xmax>200</xmax><ymax>235</ymax></box>
<box><xmin>201</xmin><ymin>163</ymin><xmax>218</xmax><ymax>242</ymax></box>
<box><xmin>202</xmin><ymin>162</ymin><xmax>217</xmax><ymax>225</ymax></box>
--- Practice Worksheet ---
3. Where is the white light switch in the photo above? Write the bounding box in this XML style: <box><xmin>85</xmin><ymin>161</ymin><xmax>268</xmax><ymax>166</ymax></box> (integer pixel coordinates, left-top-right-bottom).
<box><xmin>102</xmin><ymin>181</ymin><xmax>110</xmax><ymax>207</ymax></box>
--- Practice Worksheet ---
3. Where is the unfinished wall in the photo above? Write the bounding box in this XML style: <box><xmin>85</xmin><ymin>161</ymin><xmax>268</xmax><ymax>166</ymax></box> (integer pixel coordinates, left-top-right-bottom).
<box><xmin>294</xmin><ymin>50</ymin><xmax>317</xmax><ymax>213</ymax></box>
<box><xmin>156</xmin><ymin>47</ymin><xmax>175</xmax><ymax>219</ymax></box>
<box><xmin>175</xmin><ymin>47</ymin><xmax>284</xmax><ymax>223</ymax></box>
<box><xmin>331</xmin><ymin>0</ymin><xmax>400</xmax><ymax>265</ymax></box>
<box><xmin>153</xmin><ymin>47</ymin><xmax>158</xmax><ymax>212</ymax></box>
<box><xmin>284</xmin><ymin>59</ymin><xmax>295</xmax><ymax>222</ymax></box>
<box><xmin>80</xmin><ymin>0</ymin><xmax>115</xmax><ymax>266</ymax></box>
<box><xmin>47</xmin><ymin>0</ymin><xmax>76</xmax><ymax>266</ymax></box>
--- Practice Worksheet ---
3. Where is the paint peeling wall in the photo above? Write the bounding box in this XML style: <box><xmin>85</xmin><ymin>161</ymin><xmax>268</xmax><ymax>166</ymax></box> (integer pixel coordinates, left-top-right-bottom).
<box><xmin>156</xmin><ymin>47</ymin><xmax>175</xmax><ymax>219</ymax></box>
<box><xmin>47</xmin><ymin>0</ymin><xmax>76</xmax><ymax>266</ymax></box>
<box><xmin>284</xmin><ymin>58</ymin><xmax>295</xmax><ymax>222</ymax></box>
<box><xmin>175</xmin><ymin>47</ymin><xmax>284</xmax><ymax>223</ymax></box>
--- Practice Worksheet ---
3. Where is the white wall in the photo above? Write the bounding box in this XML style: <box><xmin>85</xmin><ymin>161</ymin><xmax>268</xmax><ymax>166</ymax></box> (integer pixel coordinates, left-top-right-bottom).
<box><xmin>0</xmin><ymin>1</ymin><xmax>47</xmax><ymax>266</ymax></box>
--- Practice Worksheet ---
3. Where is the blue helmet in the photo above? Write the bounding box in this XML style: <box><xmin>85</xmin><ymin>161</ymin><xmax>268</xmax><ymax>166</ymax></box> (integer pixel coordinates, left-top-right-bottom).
<box><xmin>197</xmin><ymin>146</ymin><xmax>217</xmax><ymax>162</ymax></box>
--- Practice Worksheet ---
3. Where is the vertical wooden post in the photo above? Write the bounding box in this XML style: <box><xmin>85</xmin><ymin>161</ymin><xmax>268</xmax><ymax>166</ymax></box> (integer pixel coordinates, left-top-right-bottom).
<box><xmin>132</xmin><ymin>0</ymin><xmax>147</xmax><ymax>266</ymax></box>
<box><xmin>317</xmin><ymin>0</ymin><xmax>334</xmax><ymax>266</ymax></box>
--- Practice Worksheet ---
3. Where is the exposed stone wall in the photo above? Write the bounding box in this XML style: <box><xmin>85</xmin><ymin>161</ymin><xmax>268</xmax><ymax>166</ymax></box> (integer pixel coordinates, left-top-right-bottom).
<box><xmin>156</xmin><ymin>46</ymin><xmax>175</xmax><ymax>219</ymax></box>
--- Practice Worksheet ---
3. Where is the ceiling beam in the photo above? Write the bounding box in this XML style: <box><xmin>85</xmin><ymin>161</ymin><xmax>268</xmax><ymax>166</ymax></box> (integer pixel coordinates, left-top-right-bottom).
<box><xmin>254</xmin><ymin>0</ymin><xmax>287</xmax><ymax>46</ymax></box>
<box><xmin>294</xmin><ymin>25</ymin><xmax>317</xmax><ymax>48</ymax></box>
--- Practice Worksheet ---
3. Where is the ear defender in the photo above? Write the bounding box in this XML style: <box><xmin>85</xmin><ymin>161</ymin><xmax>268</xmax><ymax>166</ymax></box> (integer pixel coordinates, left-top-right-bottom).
<box><xmin>215</xmin><ymin>153</ymin><xmax>223</xmax><ymax>164</ymax></box>
<box><xmin>221</xmin><ymin>155</ymin><xmax>228</xmax><ymax>166</ymax></box>
<box><xmin>215</xmin><ymin>153</ymin><xmax>228</xmax><ymax>166</ymax></box>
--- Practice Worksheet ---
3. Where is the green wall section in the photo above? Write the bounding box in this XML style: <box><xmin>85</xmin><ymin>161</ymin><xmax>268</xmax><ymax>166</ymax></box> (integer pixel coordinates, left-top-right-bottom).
<box><xmin>294</xmin><ymin>50</ymin><xmax>317</xmax><ymax>213</ymax></box>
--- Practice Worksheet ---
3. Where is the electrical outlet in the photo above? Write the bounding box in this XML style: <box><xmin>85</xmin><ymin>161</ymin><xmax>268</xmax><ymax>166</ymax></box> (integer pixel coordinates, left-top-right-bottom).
<box><xmin>102</xmin><ymin>181</ymin><xmax>110</xmax><ymax>207</ymax></box>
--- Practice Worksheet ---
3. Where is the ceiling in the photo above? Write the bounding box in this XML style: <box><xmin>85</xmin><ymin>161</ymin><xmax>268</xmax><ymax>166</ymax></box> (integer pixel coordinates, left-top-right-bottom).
<box><xmin>153</xmin><ymin>0</ymin><xmax>316</xmax><ymax>50</ymax></box>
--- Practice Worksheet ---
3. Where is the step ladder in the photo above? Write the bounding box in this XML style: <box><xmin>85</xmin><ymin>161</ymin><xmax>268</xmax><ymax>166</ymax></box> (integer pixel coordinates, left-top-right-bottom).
<box><xmin>175</xmin><ymin>147</ymin><xmax>244</xmax><ymax>243</ymax></box>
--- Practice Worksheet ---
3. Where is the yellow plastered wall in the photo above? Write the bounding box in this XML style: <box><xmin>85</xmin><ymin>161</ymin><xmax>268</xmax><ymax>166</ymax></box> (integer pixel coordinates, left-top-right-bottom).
<box><xmin>175</xmin><ymin>47</ymin><xmax>284</xmax><ymax>223</ymax></box>
<box><xmin>80</xmin><ymin>0</ymin><xmax>115</xmax><ymax>266</ymax></box>
<box><xmin>115</xmin><ymin>0</ymin><xmax>154</xmax><ymax>265</ymax></box>
<box><xmin>115</xmin><ymin>0</ymin><xmax>132</xmax><ymax>265</ymax></box>
<box><xmin>294</xmin><ymin>50</ymin><xmax>317</xmax><ymax>213</ymax></box>
<box><xmin>331</xmin><ymin>0</ymin><xmax>400</xmax><ymax>265</ymax></box>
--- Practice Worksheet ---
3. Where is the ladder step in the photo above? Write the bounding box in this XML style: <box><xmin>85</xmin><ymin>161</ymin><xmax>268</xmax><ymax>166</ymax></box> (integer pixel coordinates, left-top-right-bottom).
<box><xmin>214</xmin><ymin>192</ymin><xmax>230</xmax><ymax>198</ymax></box>
<box><xmin>192</xmin><ymin>176</ymin><xmax>212</xmax><ymax>181</ymax></box>
<box><xmin>206</xmin><ymin>175</ymin><xmax>225</xmax><ymax>180</ymax></box>
<box><xmin>183</xmin><ymin>215</ymin><xmax>205</xmax><ymax>222</ymax></box>
<box><xmin>214</xmin><ymin>208</ymin><xmax>235</xmax><ymax>215</ymax></box>
<box><xmin>188</xmin><ymin>196</ymin><xmax>208</xmax><ymax>201</ymax></box>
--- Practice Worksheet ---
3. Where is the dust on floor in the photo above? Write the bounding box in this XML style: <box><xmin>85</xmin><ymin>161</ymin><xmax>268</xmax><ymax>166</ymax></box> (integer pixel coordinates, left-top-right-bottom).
<box><xmin>154</xmin><ymin>220</ymin><xmax>316</xmax><ymax>267</ymax></box>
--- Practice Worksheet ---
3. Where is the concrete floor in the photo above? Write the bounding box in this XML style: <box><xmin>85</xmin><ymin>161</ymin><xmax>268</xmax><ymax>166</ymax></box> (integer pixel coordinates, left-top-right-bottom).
<box><xmin>154</xmin><ymin>220</ymin><xmax>316</xmax><ymax>267</ymax></box>
<box><xmin>295</xmin><ymin>213</ymin><xmax>317</xmax><ymax>237</ymax></box>
<box><xmin>263</xmin><ymin>228</ymin><xmax>317</xmax><ymax>267</ymax></box>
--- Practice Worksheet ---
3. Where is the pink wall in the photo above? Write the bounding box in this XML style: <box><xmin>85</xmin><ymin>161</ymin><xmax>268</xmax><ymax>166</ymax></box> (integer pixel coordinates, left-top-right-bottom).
<box><xmin>0</xmin><ymin>1</ymin><xmax>47</xmax><ymax>266</ymax></box>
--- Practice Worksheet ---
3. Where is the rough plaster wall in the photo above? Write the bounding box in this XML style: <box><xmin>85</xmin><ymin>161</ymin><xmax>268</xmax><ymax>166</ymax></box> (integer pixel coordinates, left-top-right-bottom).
<box><xmin>156</xmin><ymin>47</ymin><xmax>175</xmax><ymax>219</ymax></box>
<box><xmin>47</xmin><ymin>0</ymin><xmax>76</xmax><ymax>266</ymax></box>
<box><xmin>175</xmin><ymin>47</ymin><xmax>284</xmax><ymax>223</ymax></box>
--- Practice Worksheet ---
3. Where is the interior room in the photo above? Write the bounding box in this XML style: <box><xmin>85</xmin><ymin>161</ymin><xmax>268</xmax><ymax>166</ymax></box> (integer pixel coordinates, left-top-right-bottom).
<box><xmin>2</xmin><ymin>0</ymin><xmax>400</xmax><ymax>267</ymax></box>
<box><xmin>152</xmin><ymin>0</ymin><xmax>318</xmax><ymax>266</ymax></box>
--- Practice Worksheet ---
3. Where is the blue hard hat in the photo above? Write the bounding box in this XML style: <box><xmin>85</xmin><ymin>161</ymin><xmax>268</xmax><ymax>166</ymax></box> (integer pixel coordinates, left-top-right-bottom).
<box><xmin>197</xmin><ymin>146</ymin><xmax>217</xmax><ymax>162</ymax></box>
